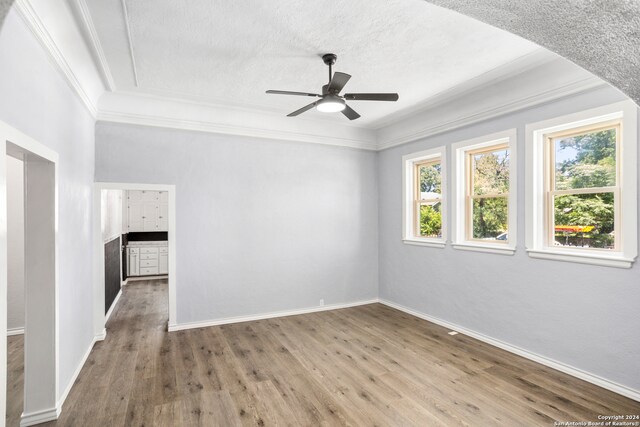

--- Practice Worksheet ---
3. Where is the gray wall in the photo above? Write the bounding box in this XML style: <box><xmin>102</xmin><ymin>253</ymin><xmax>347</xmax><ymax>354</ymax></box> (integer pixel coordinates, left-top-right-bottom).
<box><xmin>100</xmin><ymin>189</ymin><xmax>121</xmax><ymax>243</ymax></box>
<box><xmin>6</xmin><ymin>155</ymin><xmax>24</xmax><ymax>331</ymax></box>
<box><xmin>95</xmin><ymin>123</ymin><xmax>379</xmax><ymax>324</ymax></box>
<box><xmin>378</xmin><ymin>84</ymin><xmax>640</xmax><ymax>392</ymax></box>
<box><xmin>0</xmin><ymin>10</ymin><xmax>96</xmax><ymax>398</ymax></box>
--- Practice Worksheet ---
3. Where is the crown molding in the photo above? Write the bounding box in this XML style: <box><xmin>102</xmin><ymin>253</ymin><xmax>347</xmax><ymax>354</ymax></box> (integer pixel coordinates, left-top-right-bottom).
<box><xmin>73</xmin><ymin>0</ymin><xmax>116</xmax><ymax>91</ymax></box>
<box><xmin>376</xmin><ymin>69</ymin><xmax>607</xmax><ymax>150</ymax></box>
<box><xmin>119</xmin><ymin>0</ymin><xmax>139</xmax><ymax>86</ymax></box>
<box><xmin>111</xmin><ymin>89</ymin><xmax>368</xmax><ymax>130</ymax></box>
<box><xmin>96</xmin><ymin>89</ymin><xmax>377</xmax><ymax>149</ymax></box>
<box><xmin>13</xmin><ymin>0</ymin><xmax>102</xmax><ymax>117</ymax></box>
<box><xmin>371</xmin><ymin>48</ymin><xmax>557</xmax><ymax>130</ymax></box>
<box><xmin>95</xmin><ymin>72</ymin><xmax>605</xmax><ymax>152</ymax></box>
<box><xmin>97</xmin><ymin>109</ymin><xmax>377</xmax><ymax>150</ymax></box>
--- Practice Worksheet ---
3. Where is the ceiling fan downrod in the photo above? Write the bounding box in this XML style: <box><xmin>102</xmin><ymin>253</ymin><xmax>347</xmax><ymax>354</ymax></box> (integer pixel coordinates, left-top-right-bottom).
<box><xmin>322</xmin><ymin>53</ymin><xmax>338</xmax><ymax>85</ymax></box>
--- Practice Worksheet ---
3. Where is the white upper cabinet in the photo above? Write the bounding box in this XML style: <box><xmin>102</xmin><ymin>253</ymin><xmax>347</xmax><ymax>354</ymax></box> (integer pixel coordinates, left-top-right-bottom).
<box><xmin>126</xmin><ymin>190</ymin><xmax>168</xmax><ymax>232</ymax></box>
<box><xmin>157</xmin><ymin>202</ymin><xmax>168</xmax><ymax>231</ymax></box>
<box><xmin>127</xmin><ymin>201</ymin><xmax>144</xmax><ymax>231</ymax></box>
<box><xmin>142</xmin><ymin>201</ymin><xmax>158</xmax><ymax>231</ymax></box>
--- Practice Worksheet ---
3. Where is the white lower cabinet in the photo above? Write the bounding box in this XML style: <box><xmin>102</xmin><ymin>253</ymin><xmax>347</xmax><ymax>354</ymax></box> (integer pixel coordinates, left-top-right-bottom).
<box><xmin>127</xmin><ymin>247</ymin><xmax>140</xmax><ymax>276</ymax></box>
<box><xmin>127</xmin><ymin>242</ymin><xmax>168</xmax><ymax>277</ymax></box>
<box><xmin>159</xmin><ymin>247</ymin><xmax>168</xmax><ymax>274</ymax></box>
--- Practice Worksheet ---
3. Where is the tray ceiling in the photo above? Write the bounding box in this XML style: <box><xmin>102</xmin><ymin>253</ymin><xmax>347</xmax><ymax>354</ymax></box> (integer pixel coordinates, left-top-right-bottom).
<box><xmin>82</xmin><ymin>0</ymin><xmax>542</xmax><ymax>127</ymax></box>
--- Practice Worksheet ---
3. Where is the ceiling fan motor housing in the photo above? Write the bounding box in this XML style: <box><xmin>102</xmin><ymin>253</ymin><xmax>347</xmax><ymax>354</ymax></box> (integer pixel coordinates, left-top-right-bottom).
<box><xmin>322</xmin><ymin>53</ymin><xmax>337</xmax><ymax>66</ymax></box>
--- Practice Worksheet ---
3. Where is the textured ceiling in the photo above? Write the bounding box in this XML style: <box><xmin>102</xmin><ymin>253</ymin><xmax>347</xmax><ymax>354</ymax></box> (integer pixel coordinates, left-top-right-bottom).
<box><xmin>1</xmin><ymin>1</ymin><xmax>637</xmax><ymax>119</ymax></box>
<box><xmin>84</xmin><ymin>0</ymin><xmax>541</xmax><ymax>126</ymax></box>
<box><xmin>427</xmin><ymin>0</ymin><xmax>640</xmax><ymax>106</ymax></box>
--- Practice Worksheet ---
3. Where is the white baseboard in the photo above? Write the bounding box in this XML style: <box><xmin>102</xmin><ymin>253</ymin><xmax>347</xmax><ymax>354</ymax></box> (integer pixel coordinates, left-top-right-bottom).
<box><xmin>20</xmin><ymin>406</ymin><xmax>61</xmax><ymax>427</ymax></box>
<box><xmin>125</xmin><ymin>275</ymin><xmax>168</xmax><ymax>284</ymax></box>
<box><xmin>54</xmin><ymin>334</ymin><xmax>99</xmax><ymax>416</ymax></box>
<box><xmin>105</xmin><ymin>289</ymin><xmax>122</xmax><ymax>323</ymax></box>
<box><xmin>95</xmin><ymin>328</ymin><xmax>107</xmax><ymax>341</ymax></box>
<box><xmin>7</xmin><ymin>327</ymin><xmax>24</xmax><ymax>336</ymax></box>
<box><xmin>378</xmin><ymin>298</ymin><xmax>640</xmax><ymax>403</ymax></box>
<box><xmin>168</xmin><ymin>298</ymin><xmax>379</xmax><ymax>332</ymax></box>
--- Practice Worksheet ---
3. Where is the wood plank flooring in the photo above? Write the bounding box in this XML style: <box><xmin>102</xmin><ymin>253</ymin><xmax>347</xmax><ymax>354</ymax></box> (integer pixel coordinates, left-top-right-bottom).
<box><xmin>7</xmin><ymin>279</ymin><xmax>639</xmax><ymax>426</ymax></box>
<box><xmin>6</xmin><ymin>335</ymin><xmax>23</xmax><ymax>427</ymax></box>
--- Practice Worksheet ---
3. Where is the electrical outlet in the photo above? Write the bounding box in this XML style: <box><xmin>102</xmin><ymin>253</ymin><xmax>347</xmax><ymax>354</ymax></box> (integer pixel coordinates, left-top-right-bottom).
<box><xmin>319</xmin><ymin>299</ymin><xmax>324</xmax><ymax>306</ymax></box>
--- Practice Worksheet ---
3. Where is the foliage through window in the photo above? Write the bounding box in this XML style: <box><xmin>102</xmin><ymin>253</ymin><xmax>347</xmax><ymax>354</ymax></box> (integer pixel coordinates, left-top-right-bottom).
<box><xmin>547</xmin><ymin>124</ymin><xmax>619</xmax><ymax>250</ymax></box>
<box><xmin>416</xmin><ymin>160</ymin><xmax>442</xmax><ymax>238</ymax></box>
<box><xmin>467</xmin><ymin>145</ymin><xmax>510</xmax><ymax>242</ymax></box>
<box><xmin>403</xmin><ymin>147</ymin><xmax>446</xmax><ymax>246</ymax></box>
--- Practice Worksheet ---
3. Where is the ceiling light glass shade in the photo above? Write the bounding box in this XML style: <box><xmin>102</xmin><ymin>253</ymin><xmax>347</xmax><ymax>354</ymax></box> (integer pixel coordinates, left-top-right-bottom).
<box><xmin>316</xmin><ymin>96</ymin><xmax>346</xmax><ymax>113</ymax></box>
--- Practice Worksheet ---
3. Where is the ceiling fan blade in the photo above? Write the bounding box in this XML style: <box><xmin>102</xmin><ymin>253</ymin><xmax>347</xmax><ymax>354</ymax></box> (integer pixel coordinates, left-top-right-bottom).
<box><xmin>327</xmin><ymin>72</ymin><xmax>351</xmax><ymax>94</ymax></box>
<box><xmin>266</xmin><ymin>90</ymin><xmax>321</xmax><ymax>97</ymax></box>
<box><xmin>344</xmin><ymin>93</ymin><xmax>399</xmax><ymax>101</ymax></box>
<box><xmin>341</xmin><ymin>104</ymin><xmax>361</xmax><ymax>120</ymax></box>
<box><xmin>287</xmin><ymin>101</ymin><xmax>319</xmax><ymax>117</ymax></box>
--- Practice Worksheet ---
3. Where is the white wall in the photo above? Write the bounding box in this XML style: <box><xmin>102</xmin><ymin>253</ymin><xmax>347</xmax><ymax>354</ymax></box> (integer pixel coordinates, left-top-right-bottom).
<box><xmin>6</xmin><ymin>155</ymin><xmax>23</xmax><ymax>332</ymax></box>
<box><xmin>95</xmin><ymin>123</ymin><xmax>379</xmax><ymax>324</ymax></box>
<box><xmin>378</xmin><ymin>85</ymin><xmax>640</xmax><ymax>393</ymax></box>
<box><xmin>100</xmin><ymin>189</ymin><xmax>121</xmax><ymax>243</ymax></box>
<box><xmin>0</xmin><ymin>9</ymin><xmax>96</xmax><ymax>400</ymax></box>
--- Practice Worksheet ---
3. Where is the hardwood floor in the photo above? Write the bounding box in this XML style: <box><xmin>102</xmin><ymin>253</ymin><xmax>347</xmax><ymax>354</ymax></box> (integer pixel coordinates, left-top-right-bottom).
<box><xmin>7</xmin><ymin>279</ymin><xmax>639</xmax><ymax>426</ymax></box>
<box><xmin>6</xmin><ymin>334</ymin><xmax>23</xmax><ymax>427</ymax></box>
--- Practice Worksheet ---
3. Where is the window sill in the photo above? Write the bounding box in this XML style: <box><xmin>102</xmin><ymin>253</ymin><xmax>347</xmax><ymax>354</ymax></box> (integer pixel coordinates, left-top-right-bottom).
<box><xmin>527</xmin><ymin>249</ymin><xmax>635</xmax><ymax>269</ymax></box>
<box><xmin>403</xmin><ymin>238</ymin><xmax>446</xmax><ymax>248</ymax></box>
<box><xmin>452</xmin><ymin>242</ymin><xmax>515</xmax><ymax>255</ymax></box>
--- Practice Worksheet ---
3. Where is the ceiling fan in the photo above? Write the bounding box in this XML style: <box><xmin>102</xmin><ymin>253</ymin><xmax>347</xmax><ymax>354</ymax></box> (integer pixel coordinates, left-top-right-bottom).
<box><xmin>266</xmin><ymin>53</ymin><xmax>399</xmax><ymax>120</ymax></box>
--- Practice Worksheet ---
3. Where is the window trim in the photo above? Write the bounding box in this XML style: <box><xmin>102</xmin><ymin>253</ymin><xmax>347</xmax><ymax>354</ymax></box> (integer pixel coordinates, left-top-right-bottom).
<box><xmin>402</xmin><ymin>146</ymin><xmax>447</xmax><ymax>248</ymax></box>
<box><xmin>452</xmin><ymin>129</ymin><xmax>518</xmax><ymax>255</ymax></box>
<box><xmin>525</xmin><ymin>100</ymin><xmax>637</xmax><ymax>268</ymax></box>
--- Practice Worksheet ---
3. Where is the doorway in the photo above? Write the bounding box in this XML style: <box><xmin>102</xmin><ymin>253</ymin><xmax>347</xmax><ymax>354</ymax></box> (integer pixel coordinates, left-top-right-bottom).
<box><xmin>6</xmin><ymin>154</ymin><xmax>25</xmax><ymax>427</ymax></box>
<box><xmin>93</xmin><ymin>182</ymin><xmax>177</xmax><ymax>338</ymax></box>
<box><xmin>1</xmin><ymin>121</ymin><xmax>59</xmax><ymax>426</ymax></box>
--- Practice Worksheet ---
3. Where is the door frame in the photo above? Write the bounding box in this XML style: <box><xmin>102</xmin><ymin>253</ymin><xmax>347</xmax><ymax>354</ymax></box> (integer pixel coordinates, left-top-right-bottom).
<box><xmin>92</xmin><ymin>182</ymin><xmax>177</xmax><ymax>337</ymax></box>
<box><xmin>1</xmin><ymin>120</ymin><xmax>60</xmax><ymax>426</ymax></box>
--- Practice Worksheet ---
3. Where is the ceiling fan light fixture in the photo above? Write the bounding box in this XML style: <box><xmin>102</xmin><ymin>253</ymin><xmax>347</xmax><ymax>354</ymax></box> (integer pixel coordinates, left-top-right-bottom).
<box><xmin>316</xmin><ymin>96</ymin><xmax>346</xmax><ymax>113</ymax></box>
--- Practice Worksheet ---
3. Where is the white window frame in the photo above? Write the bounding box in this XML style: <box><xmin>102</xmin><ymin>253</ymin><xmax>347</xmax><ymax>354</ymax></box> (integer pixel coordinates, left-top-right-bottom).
<box><xmin>525</xmin><ymin>100</ymin><xmax>637</xmax><ymax>268</ymax></box>
<box><xmin>452</xmin><ymin>129</ymin><xmax>517</xmax><ymax>255</ymax></box>
<box><xmin>402</xmin><ymin>146</ymin><xmax>447</xmax><ymax>248</ymax></box>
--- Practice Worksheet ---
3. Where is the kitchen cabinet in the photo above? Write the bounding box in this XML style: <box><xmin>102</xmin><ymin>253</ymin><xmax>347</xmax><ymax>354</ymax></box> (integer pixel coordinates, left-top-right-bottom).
<box><xmin>142</xmin><ymin>202</ymin><xmax>157</xmax><ymax>231</ymax></box>
<box><xmin>127</xmin><ymin>242</ymin><xmax>168</xmax><ymax>277</ymax></box>
<box><xmin>157</xmin><ymin>203</ymin><xmax>168</xmax><ymax>232</ymax></box>
<box><xmin>159</xmin><ymin>247</ymin><xmax>168</xmax><ymax>274</ymax></box>
<box><xmin>125</xmin><ymin>190</ymin><xmax>168</xmax><ymax>232</ymax></box>
<box><xmin>127</xmin><ymin>247</ymin><xmax>139</xmax><ymax>276</ymax></box>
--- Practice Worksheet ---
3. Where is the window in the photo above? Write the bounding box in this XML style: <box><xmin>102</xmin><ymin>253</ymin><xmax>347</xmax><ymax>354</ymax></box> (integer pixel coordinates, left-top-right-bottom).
<box><xmin>547</xmin><ymin>123</ymin><xmax>618</xmax><ymax>250</ymax></box>
<box><xmin>526</xmin><ymin>101</ymin><xmax>637</xmax><ymax>268</ymax></box>
<box><xmin>452</xmin><ymin>130</ymin><xmax>517</xmax><ymax>254</ymax></box>
<box><xmin>402</xmin><ymin>146</ymin><xmax>446</xmax><ymax>247</ymax></box>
